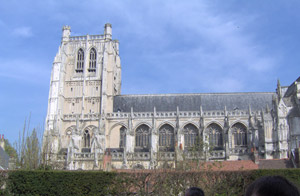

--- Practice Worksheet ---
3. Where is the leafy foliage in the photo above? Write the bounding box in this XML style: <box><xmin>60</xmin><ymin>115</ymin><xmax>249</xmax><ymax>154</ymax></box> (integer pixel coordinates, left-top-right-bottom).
<box><xmin>4</xmin><ymin>139</ymin><xmax>17</xmax><ymax>158</ymax></box>
<box><xmin>15</xmin><ymin>116</ymin><xmax>42</xmax><ymax>170</ymax></box>
<box><xmin>2</xmin><ymin>169</ymin><xmax>300</xmax><ymax>195</ymax></box>
<box><xmin>7</xmin><ymin>171</ymin><xmax>118</xmax><ymax>196</ymax></box>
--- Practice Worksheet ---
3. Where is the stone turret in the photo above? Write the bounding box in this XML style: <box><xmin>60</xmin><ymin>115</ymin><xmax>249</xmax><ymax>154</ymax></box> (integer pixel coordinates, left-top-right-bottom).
<box><xmin>0</xmin><ymin>135</ymin><xmax>4</xmax><ymax>150</ymax></box>
<box><xmin>62</xmin><ymin>25</ymin><xmax>71</xmax><ymax>42</ymax></box>
<box><xmin>277</xmin><ymin>79</ymin><xmax>282</xmax><ymax>99</ymax></box>
<box><xmin>104</xmin><ymin>23</ymin><xmax>112</xmax><ymax>40</ymax></box>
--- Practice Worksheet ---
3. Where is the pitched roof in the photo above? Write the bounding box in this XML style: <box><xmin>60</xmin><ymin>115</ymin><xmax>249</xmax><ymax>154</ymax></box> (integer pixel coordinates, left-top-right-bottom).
<box><xmin>202</xmin><ymin>160</ymin><xmax>258</xmax><ymax>171</ymax></box>
<box><xmin>284</xmin><ymin>76</ymin><xmax>300</xmax><ymax>98</ymax></box>
<box><xmin>113</xmin><ymin>92</ymin><xmax>274</xmax><ymax>112</ymax></box>
<box><xmin>0</xmin><ymin>147</ymin><xmax>9</xmax><ymax>170</ymax></box>
<box><xmin>258</xmin><ymin>159</ymin><xmax>294</xmax><ymax>169</ymax></box>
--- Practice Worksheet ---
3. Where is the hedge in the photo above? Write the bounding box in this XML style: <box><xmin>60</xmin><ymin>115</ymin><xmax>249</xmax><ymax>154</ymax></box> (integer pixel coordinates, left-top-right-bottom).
<box><xmin>6</xmin><ymin>171</ymin><xmax>118</xmax><ymax>196</ymax></box>
<box><xmin>2</xmin><ymin>169</ymin><xmax>300</xmax><ymax>196</ymax></box>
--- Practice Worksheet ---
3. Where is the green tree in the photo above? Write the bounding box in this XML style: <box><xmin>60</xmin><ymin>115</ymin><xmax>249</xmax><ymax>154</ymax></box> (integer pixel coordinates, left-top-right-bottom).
<box><xmin>4</xmin><ymin>139</ymin><xmax>17</xmax><ymax>158</ymax></box>
<box><xmin>24</xmin><ymin>129</ymin><xmax>40</xmax><ymax>169</ymax></box>
<box><xmin>15</xmin><ymin>116</ymin><xmax>42</xmax><ymax>170</ymax></box>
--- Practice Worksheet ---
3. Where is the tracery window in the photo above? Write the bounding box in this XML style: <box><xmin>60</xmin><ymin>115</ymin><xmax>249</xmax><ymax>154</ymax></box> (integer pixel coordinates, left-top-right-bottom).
<box><xmin>207</xmin><ymin>123</ymin><xmax>223</xmax><ymax>150</ymax></box>
<box><xmin>231</xmin><ymin>123</ymin><xmax>247</xmax><ymax>147</ymax></box>
<box><xmin>159</xmin><ymin>124</ymin><xmax>174</xmax><ymax>151</ymax></box>
<box><xmin>88</xmin><ymin>48</ymin><xmax>97</xmax><ymax>72</ymax></box>
<box><xmin>119</xmin><ymin>126</ymin><xmax>126</xmax><ymax>148</ymax></box>
<box><xmin>76</xmin><ymin>49</ymin><xmax>84</xmax><ymax>73</ymax></box>
<box><xmin>83</xmin><ymin>130</ymin><xmax>90</xmax><ymax>148</ymax></box>
<box><xmin>135</xmin><ymin>124</ymin><xmax>150</xmax><ymax>148</ymax></box>
<box><xmin>184</xmin><ymin>124</ymin><xmax>199</xmax><ymax>147</ymax></box>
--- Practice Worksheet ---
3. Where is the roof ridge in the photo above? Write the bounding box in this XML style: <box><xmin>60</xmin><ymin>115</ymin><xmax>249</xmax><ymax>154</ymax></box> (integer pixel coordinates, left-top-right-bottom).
<box><xmin>116</xmin><ymin>92</ymin><xmax>275</xmax><ymax>97</ymax></box>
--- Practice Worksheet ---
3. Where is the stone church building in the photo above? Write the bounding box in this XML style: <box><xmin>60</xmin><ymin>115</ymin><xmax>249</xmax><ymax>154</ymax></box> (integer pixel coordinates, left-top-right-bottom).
<box><xmin>43</xmin><ymin>24</ymin><xmax>300</xmax><ymax>170</ymax></box>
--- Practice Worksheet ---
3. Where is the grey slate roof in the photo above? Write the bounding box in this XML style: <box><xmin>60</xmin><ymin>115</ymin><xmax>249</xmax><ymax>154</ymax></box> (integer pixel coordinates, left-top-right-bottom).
<box><xmin>284</xmin><ymin>76</ymin><xmax>300</xmax><ymax>98</ymax></box>
<box><xmin>259</xmin><ymin>159</ymin><xmax>293</xmax><ymax>169</ymax></box>
<box><xmin>0</xmin><ymin>147</ymin><xmax>9</xmax><ymax>170</ymax></box>
<box><xmin>113</xmin><ymin>92</ymin><xmax>275</xmax><ymax>112</ymax></box>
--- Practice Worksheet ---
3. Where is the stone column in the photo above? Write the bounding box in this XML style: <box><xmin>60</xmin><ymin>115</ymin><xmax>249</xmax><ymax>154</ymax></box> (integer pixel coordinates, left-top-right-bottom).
<box><xmin>150</xmin><ymin>107</ymin><xmax>158</xmax><ymax>169</ymax></box>
<box><xmin>126</xmin><ymin>107</ymin><xmax>134</xmax><ymax>153</ymax></box>
<box><xmin>224</xmin><ymin>106</ymin><xmax>230</xmax><ymax>160</ymax></box>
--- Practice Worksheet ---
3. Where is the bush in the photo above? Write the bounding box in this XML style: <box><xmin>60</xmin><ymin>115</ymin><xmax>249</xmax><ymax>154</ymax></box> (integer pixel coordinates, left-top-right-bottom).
<box><xmin>3</xmin><ymin>169</ymin><xmax>300</xmax><ymax>196</ymax></box>
<box><xmin>7</xmin><ymin>170</ymin><xmax>118</xmax><ymax>196</ymax></box>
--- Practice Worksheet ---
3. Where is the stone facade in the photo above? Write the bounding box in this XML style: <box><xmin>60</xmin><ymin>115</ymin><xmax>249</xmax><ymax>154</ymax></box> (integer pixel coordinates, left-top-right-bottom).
<box><xmin>43</xmin><ymin>24</ymin><xmax>300</xmax><ymax>170</ymax></box>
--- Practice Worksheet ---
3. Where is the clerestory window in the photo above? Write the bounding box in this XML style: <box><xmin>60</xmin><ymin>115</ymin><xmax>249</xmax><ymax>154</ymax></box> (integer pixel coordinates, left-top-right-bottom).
<box><xmin>232</xmin><ymin>123</ymin><xmax>247</xmax><ymax>147</ymax></box>
<box><xmin>135</xmin><ymin>125</ymin><xmax>150</xmax><ymax>150</ymax></box>
<box><xmin>76</xmin><ymin>49</ymin><xmax>84</xmax><ymax>73</ymax></box>
<box><xmin>83</xmin><ymin>130</ymin><xmax>90</xmax><ymax>148</ymax></box>
<box><xmin>159</xmin><ymin>124</ymin><xmax>175</xmax><ymax>151</ymax></box>
<box><xmin>207</xmin><ymin>123</ymin><xmax>223</xmax><ymax>150</ymax></box>
<box><xmin>184</xmin><ymin>124</ymin><xmax>199</xmax><ymax>148</ymax></box>
<box><xmin>119</xmin><ymin>126</ymin><xmax>126</xmax><ymax>148</ymax></box>
<box><xmin>88</xmin><ymin>48</ymin><xmax>97</xmax><ymax>72</ymax></box>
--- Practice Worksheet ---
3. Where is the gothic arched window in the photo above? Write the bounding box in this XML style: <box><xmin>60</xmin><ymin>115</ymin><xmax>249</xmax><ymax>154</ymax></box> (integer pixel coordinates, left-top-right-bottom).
<box><xmin>207</xmin><ymin>123</ymin><xmax>223</xmax><ymax>150</ymax></box>
<box><xmin>231</xmin><ymin>123</ymin><xmax>247</xmax><ymax>147</ymax></box>
<box><xmin>76</xmin><ymin>48</ymin><xmax>84</xmax><ymax>73</ymax></box>
<box><xmin>83</xmin><ymin>130</ymin><xmax>90</xmax><ymax>148</ymax></box>
<box><xmin>119</xmin><ymin>126</ymin><xmax>126</xmax><ymax>148</ymax></box>
<box><xmin>88</xmin><ymin>48</ymin><xmax>97</xmax><ymax>72</ymax></box>
<box><xmin>159</xmin><ymin>124</ymin><xmax>174</xmax><ymax>151</ymax></box>
<box><xmin>184</xmin><ymin>124</ymin><xmax>199</xmax><ymax>147</ymax></box>
<box><xmin>135</xmin><ymin>124</ymin><xmax>150</xmax><ymax>149</ymax></box>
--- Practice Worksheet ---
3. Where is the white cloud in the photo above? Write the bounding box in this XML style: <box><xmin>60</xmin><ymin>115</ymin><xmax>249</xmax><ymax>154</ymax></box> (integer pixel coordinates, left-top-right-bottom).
<box><xmin>114</xmin><ymin>0</ymin><xmax>278</xmax><ymax>92</ymax></box>
<box><xmin>0</xmin><ymin>58</ymin><xmax>50</xmax><ymax>85</ymax></box>
<box><xmin>12</xmin><ymin>26</ymin><xmax>33</xmax><ymax>38</ymax></box>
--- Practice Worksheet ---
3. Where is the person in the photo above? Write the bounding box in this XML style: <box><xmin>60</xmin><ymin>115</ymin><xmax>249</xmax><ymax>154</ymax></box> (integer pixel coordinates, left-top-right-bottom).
<box><xmin>245</xmin><ymin>175</ymin><xmax>300</xmax><ymax>196</ymax></box>
<box><xmin>185</xmin><ymin>187</ymin><xmax>205</xmax><ymax>196</ymax></box>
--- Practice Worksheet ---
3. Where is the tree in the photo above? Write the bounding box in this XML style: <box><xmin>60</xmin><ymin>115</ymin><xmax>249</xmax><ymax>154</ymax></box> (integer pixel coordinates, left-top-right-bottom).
<box><xmin>15</xmin><ymin>116</ymin><xmax>42</xmax><ymax>170</ymax></box>
<box><xmin>4</xmin><ymin>139</ymin><xmax>17</xmax><ymax>158</ymax></box>
<box><xmin>24</xmin><ymin>129</ymin><xmax>40</xmax><ymax>169</ymax></box>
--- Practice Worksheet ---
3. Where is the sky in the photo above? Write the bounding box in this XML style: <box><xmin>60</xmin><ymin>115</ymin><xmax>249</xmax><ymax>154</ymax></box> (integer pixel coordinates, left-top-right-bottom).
<box><xmin>0</xmin><ymin>0</ymin><xmax>299</xmax><ymax>144</ymax></box>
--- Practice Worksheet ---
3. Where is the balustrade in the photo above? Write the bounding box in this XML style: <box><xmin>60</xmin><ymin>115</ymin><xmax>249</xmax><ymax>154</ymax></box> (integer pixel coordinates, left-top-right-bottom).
<box><xmin>158</xmin><ymin>152</ymin><xmax>175</xmax><ymax>160</ymax></box>
<box><xmin>229</xmin><ymin>147</ymin><xmax>249</xmax><ymax>155</ymax></box>
<box><xmin>111</xmin><ymin>152</ymin><xmax>123</xmax><ymax>161</ymax></box>
<box><xmin>74</xmin><ymin>152</ymin><xmax>94</xmax><ymax>159</ymax></box>
<box><xmin>184</xmin><ymin>151</ymin><xmax>205</xmax><ymax>160</ymax></box>
<box><xmin>209</xmin><ymin>150</ymin><xmax>225</xmax><ymax>159</ymax></box>
<box><xmin>129</xmin><ymin>152</ymin><xmax>150</xmax><ymax>160</ymax></box>
<box><xmin>107</xmin><ymin>109</ymin><xmax>253</xmax><ymax>120</ymax></box>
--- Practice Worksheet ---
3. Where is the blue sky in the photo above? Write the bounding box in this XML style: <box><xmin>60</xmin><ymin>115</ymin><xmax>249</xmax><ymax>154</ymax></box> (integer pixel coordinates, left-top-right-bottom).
<box><xmin>0</xmin><ymin>0</ymin><xmax>299</xmax><ymax>144</ymax></box>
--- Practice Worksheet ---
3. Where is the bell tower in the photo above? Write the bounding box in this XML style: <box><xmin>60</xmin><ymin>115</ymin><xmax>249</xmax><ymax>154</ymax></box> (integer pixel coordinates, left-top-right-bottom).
<box><xmin>43</xmin><ymin>24</ymin><xmax>121</xmax><ymax>169</ymax></box>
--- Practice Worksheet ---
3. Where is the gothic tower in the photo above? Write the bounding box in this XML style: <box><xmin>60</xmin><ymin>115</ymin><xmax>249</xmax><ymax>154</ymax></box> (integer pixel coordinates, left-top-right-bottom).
<box><xmin>43</xmin><ymin>24</ymin><xmax>121</xmax><ymax>169</ymax></box>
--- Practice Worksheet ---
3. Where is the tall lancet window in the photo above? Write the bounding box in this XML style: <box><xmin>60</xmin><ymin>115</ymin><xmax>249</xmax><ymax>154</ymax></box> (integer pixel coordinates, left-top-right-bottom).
<box><xmin>184</xmin><ymin>124</ymin><xmax>199</xmax><ymax>148</ymax></box>
<box><xmin>76</xmin><ymin>48</ymin><xmax>84</xmax><ymax>73</ymax></box>
<box><xmin>232</xmin><ymin>123</ymin><xmax>247</xmax><ymax>147</ymax></box>
<box><xmin>207</xmin><ymin>123</ymin><xmax>223</xmax><ymax>150</ymax></box>
<box><xmin>135</xmin><ymin>124</ymin><xmax>150</xmax><ymax>151</ymax></box>
<box><xmin>119</xmin><ymin>126</ymin><xmax>127</xmax><ymax>148</ymax></box>
<box><xmin>89</xmin><ymin>48</ymin><xmax>97</xmax><ymax>72</ymax></box>
<box><xmin>159</xmin><ymin>124</ymin><xmax>175</xmax><ymax>151</ymax></box>
<box><xmin>83</xmin><ymin>130</ymin><xmax>90</xmax><ymax>148</ymax></box>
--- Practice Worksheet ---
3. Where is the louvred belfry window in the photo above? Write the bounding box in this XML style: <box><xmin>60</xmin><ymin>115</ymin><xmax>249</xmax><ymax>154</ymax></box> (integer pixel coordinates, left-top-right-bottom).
<box><xmin>76</xmin><ymin>49</ymin><xmax>84</xmax><ymax>73</ymax></box>
<box><xmin>88</xmin><ymin>48</ymin><xmax>96</xmax><ymax>72</ymax></box>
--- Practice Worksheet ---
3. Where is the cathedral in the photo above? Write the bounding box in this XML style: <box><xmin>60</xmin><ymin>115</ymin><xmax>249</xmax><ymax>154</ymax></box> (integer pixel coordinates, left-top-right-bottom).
<box><xmin>43</xmin><ymin>24</ymin><xmax>300</xmax><ymax>170</ymax></box>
